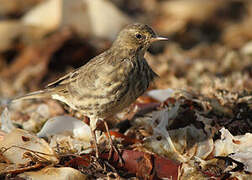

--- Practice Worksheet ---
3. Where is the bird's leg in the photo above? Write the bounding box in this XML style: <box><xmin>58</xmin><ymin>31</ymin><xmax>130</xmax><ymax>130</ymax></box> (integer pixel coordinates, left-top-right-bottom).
<box><xmin>102</xmin><ymin>120</ymin><xmax>124</xmax><ymax>165</ymax></box>
<box><xmin>91</xmin><ymin>128</ymin><xmax>99</xmax><ymax>158</ymax></box>
<box><xmin>89</xmin><ymin>117</ymin><xmax>100</xmax><ymax>158</ymax></box>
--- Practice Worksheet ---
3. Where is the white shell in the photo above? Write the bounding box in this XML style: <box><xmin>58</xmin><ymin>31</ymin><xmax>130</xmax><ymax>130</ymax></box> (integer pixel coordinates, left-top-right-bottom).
<box><xmin>147</xmin><ymin>88</ymin><xmax>174</xmax><ymax>102</ymax></box>
<box><xmin>0</xmin><ymin>107</ymin><xmax>15</xmax><ymax>133</ymax></box>
<box><xmin>18</xmin><ymin>167</ymin><xmax>87</xmax><ymax>180</ymax></box>
<box><xmin>0</xmin><ymin>128</ymin><xmax>58</xmax><ymax>164</ymax></box>
<box><xmin>37</xmin><ymin>116</ymin><xmax>92</xmax><ymax>141</ymax></box>
<box><xmin>22</xmin><ymin>0</ymin><xmax>61</xmax><ymax>31</ymax></box>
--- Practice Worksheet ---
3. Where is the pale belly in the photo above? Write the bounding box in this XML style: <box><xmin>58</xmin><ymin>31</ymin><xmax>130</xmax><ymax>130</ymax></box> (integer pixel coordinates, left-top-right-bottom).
<box><xmin>93</xmin><ymin>76</ymin><xmax>149</xmax><ymax>118</ymax></box>
<box><xmin>69</xmin><ymin>78</ymin><xmax>148</xmax><ymax>119</ymax></box>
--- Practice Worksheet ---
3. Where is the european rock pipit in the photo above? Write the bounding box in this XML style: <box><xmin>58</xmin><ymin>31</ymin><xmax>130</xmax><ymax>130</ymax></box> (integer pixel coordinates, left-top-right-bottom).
<box><xmin>13</xmin><ymin>23</ymin><xmax>168</xmax><ymax>158</ymax></box>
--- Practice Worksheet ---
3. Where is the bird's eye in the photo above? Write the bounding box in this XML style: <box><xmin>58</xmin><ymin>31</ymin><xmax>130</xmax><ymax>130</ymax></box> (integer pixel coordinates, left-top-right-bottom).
<box><xmin>136</xmin><ymin>33</ymin><xmax>142</xmax><ymax>39</ymax></box>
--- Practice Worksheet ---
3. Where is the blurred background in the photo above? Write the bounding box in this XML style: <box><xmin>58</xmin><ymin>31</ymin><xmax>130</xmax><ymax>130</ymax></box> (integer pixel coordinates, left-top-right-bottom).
<box><xmin>0</xmin><ymin>0</ymin><xmax>252</xmax><ymax>99</ymax></box>
<box><xmin>1</xmin><ymin>1</ymin><xmax>252</xmax><ymax>179</ymax></box>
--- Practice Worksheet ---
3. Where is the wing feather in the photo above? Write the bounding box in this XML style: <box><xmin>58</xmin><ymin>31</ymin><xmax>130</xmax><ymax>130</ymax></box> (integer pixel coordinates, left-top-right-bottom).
<box><xmin>46</xmin><ymin>68</ymin><xmax>81</xmax><ymax>88</ymax></box>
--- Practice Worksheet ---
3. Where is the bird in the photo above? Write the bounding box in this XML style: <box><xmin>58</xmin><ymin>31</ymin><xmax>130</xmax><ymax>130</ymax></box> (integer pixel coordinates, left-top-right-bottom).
<box><xmin>12</xmin><ymin>23</ymin><xmax>168</xmax><ymax>158</ymax></box>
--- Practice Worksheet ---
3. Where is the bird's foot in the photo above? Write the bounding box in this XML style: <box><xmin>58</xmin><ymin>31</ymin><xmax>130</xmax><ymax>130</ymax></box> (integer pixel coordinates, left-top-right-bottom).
<box><xmin>102</xmin><ymin>120</ymin><xmax>124</xmax><ymax>166</ymax></box>
<box><xmin>90</xmin><ymin>154</ymin><xmax>118</xmax><ymax>175</ymax></box>
<box><xmin>91</xmin><ymin>155</ymin><xmax>103</xmax><ymax>169</ymax></box>
<box><xmin>108</xmin><ymin>142</ymin><xmax>124</xmax><ymax>166</ymax></box>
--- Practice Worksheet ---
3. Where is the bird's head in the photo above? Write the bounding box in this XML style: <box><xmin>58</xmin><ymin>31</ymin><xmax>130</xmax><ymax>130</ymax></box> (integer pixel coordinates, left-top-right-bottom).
<box><xmin>112</xmin><ymin>23</ymin><xmax>168</xmax><ymax>53</ymax></box>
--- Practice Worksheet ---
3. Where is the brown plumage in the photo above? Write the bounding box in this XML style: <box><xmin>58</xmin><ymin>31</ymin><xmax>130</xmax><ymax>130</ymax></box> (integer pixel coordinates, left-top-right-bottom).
<box><xmin>13</xmin><ymin>23</ymin><xmax>168</xmax><ymax>157</ymax></box>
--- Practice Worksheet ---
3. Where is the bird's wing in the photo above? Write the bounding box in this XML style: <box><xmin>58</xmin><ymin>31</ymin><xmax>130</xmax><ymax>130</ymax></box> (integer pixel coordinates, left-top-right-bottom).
<box><xmin>46</xmin><ymin>67</ymin><xmax>81</xmax><ymax>88</ymax></box>
<box><xmin>77</xmin><ymin>53</ymin><xmax>133</xmax><ymax>90</ymax></box>
<box><xmin>46</xmin><ymin>51</ymin><xmax>112</xmax><ymax>90</ymax></box>
<box><xmin>47</xmin><ymin>50</ymin><xmax>133</xmax><ymax>97</ymax></box>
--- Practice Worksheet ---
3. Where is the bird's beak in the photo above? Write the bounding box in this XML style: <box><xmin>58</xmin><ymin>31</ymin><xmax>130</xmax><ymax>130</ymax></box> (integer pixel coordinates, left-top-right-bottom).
<box><xmin>150</xmin><ymin>36</ymin><xmax>168</xmax><ymax>43</ymax></box>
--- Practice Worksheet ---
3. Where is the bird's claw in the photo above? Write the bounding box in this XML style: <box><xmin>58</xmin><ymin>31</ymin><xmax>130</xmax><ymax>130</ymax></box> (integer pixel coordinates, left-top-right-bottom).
<box><xmin>108</xmin><ymin>143</ymin><xmax>124</xmax><ymax>166</ymax></box>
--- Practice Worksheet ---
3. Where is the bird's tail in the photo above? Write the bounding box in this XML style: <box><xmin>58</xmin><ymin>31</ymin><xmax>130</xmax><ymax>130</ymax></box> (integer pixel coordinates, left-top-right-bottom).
<box><xmin>11</xmin><ymin>89</ymin><xmax>53</xmax><ymax>103</ymax></box>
